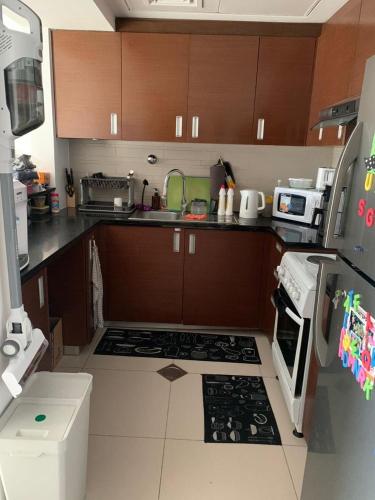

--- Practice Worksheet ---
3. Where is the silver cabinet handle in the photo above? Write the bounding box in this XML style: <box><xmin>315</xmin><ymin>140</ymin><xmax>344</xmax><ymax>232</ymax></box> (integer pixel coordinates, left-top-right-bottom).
<box><xmin>110</xmin><ymin>113</ymin><xmax>118</xmax><ymax>135</ymax></box>
<box><xmin>188</xmin><ymin>234</ymin><xmax>196</xmax><ymax>255</ymax></box>
<box><xmin>38</xmin><ymin>275</ymin><xmax>45</xmax><ymax>309</ymax></box>
<box><xmin>275</xmin><ymin>242</ymin><xmax>282</xmax><ymax>254</ymax></box>
<box><xmin>173</xmin><ymin>228</ymin><xmax>181</xmax><ymax>253</ymax></box>
<box><xmin>337</xmin><ymin>125</ymin><xmax>344</xmax><ymax>140</ymax></box>
<box><xmin>318</xmin><ymin>127</ymin><xmax>324</xmax><ymax>141</ymax></box>
<box><xmin>323</xmin><ymin>121</ymin><xmax>363</xmax><ymax>248</ymax></box>
<box><xmin>192</xmin><ymin>116</ymin><xmax>199</xmax><ymax>139</ymax></box>
<box><xmin>175</xmin><ymin>116</ymin><xmax>183</xmax><ymax>138</ymax></box>
<box><xmin>257</xmin><ymin>118</ymin><xmax>265</xmax><ymax>140</ymax></box>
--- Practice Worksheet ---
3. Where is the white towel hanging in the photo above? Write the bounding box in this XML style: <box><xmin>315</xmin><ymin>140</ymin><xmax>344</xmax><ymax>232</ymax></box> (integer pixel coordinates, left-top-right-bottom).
<box><xmin>91</xmin><ymin>239</ymin><xmax>104</xmax><ymax>329</ymax></box>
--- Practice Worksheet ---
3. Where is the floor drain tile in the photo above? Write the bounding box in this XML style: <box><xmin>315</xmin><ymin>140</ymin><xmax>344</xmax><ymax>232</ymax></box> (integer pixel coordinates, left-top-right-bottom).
<box><xmin>157</xmin><ymin>364</ymin><xmax>187</xmax><ymax>382</ymax></box>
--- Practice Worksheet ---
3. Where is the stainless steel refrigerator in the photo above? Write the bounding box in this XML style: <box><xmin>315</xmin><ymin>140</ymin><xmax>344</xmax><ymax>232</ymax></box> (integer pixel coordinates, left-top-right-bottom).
<box><xmin>301</xmin><ymin>56</ymin><xmax>375</xmax><ymax>500</ymax></box>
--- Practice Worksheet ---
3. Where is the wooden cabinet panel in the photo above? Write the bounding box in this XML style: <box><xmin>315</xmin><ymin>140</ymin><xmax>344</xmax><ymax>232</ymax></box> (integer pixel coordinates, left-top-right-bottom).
<box><xmin>260</xmin><ymin>233</ymin><xmax>284</xmax><ymax>337</ymax></box>
<box><xmin>349</xmin><ymin>0</ymin><xmax>375</xmax><ymax>98</ymax></box>
<box><xmin>187</xmin><ymin>35</ymin><xmax>259</xmax><ymax>144</ymax></box>
<box><xmin>22</xmin><ymin>269</ymin><xmax>51</xmax><ymax>370</ymax></box>
<box><xmin>253</xmin><ymin>37</ymin><xmax>316</xmax><ymax>146</ymax></box>
<box><xmin>52</xmin><ymin>31</ymin><xmax>122</xmax><ymax>139</ymax></box>
<box><xmin>122</xmin><ymin>33</ymin><xmax>189</xmax><ymax>142</ymax></box>
<box><xmin>183</xmin><ymin>230</ymin><xmax>265</xmax><ymax>328</ymax></box>
<box><xmin>48</xmin><ymin>239</ymin><xmax>90</xmax><ymax>347</ymax></box>
<box><xmin>306</xmin><ymin>0</ymin><xmax>361</xmax><ymax>146</ymax></box>
<box><xmin>104</xmin><ymin>226</ymin><xmax>185</xmax><ymax>323</ymax></box>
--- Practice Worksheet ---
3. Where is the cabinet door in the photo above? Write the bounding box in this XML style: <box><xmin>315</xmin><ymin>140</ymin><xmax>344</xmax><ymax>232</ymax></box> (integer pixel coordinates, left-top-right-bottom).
<box><xmin>122</xmin><ymin>33</ymin><xmax>189</xmax><ymax>142</ymax></box>
<box><xmin>48</xmin><ymin>239</ymin><xmax>89</xmax><ymax>347</ymax></box>
<box><xmin>348</xmin><ymin>0</ymin><xmax>375</xmax><ymax>98</ymax></box>
<box><xmin>52</xmin><ymin>31</ymin><xmax>122</xmax><ymax>139</ymax></box>
<box><xmin>259</xmin><ymin>234</ymin><xmax>284</xmax><ymax>337</ymax></box>
<box><xmin>104</xmin><ymin>226</ymin><xmax>185</xmax><ymax>323</ymax></box>
<box><xmin>306</xmin><ymin>0</ymin><xmax>361</xmax><ymax>146</ymax></box>
<box><xmin>187</xmin><ymin>35</ymin><xmax>259</xmax><ymax>144</ymax></box>
<box><xmin>253</xmin><ymin>37</ymin><xmax>316</xmax><ymax>146</ymax></box>
<box><xmin>22</xmin><ymin>269</ymin><xmax>51</xmax><ymax>370</ymax></box>
<box><xmin>183</xmin><ymin>230</ymin><xmax>265</xmax><ymax>328</ymax></box>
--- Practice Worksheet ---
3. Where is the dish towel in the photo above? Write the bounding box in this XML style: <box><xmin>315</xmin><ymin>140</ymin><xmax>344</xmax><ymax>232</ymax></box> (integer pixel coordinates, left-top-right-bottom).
<box><xmin>92</xmin><ymin>240</ymin><xmax>104</xmax><ymax>329</ymax></box>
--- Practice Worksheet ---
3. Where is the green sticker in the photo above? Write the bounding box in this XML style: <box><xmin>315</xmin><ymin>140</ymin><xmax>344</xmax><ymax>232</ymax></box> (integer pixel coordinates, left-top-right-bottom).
<box><xmin>35</xmin><ymin>414</ymin><xmax>46</xmax><ymax>422</ymax></box>
<box><xmin>371</xmin><ymin>133</ymin><xmax>375</xmax><ymax>156</ymax></box>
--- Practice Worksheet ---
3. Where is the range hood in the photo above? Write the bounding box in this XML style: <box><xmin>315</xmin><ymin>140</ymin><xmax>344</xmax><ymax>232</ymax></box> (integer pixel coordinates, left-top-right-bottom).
<box><xmin>313</xmin><ymin>98</ymin><xmax>360</xmax><ymax>130</ymax></box>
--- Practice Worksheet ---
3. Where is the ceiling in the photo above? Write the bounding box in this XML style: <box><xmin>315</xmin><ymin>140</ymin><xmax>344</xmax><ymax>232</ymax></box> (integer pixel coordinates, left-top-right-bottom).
<box><xmin>102</xmin><ymin>0</ymin><xmax>350</xmax><ymax>23</ymax></box>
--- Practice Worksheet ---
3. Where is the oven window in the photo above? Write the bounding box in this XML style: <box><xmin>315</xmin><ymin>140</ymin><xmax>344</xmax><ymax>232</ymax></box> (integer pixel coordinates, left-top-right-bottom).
<box><xmin>278</xmin><ymin>193</ymin><xmax>306</xmax><ymax>216</ymax></box>
<box><xmin>274</xmin><ymin>286</ymin><xmax>302</xmax><ymax>378</ymax></box>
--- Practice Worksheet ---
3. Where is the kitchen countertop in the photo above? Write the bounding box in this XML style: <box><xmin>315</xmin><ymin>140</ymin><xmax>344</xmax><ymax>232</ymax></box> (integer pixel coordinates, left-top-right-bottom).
<box><xmin>21</xmin><ymin>208</ymin><xmax>322</xmax><ymax>283</ymax></box>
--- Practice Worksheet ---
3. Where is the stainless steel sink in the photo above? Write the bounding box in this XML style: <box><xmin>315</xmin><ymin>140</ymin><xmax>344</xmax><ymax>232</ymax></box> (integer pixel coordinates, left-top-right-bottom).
<box><xmin>129</xmin><ymin>210</ymin><xmax>181</xmax><ymax>221</ymax></box>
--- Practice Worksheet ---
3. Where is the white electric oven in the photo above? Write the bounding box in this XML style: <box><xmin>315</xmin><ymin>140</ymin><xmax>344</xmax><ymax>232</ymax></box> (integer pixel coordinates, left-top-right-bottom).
<box><xmin>273</xmin><ymin>187</ymin><xmax>324</xmax><ymax>225</ymax></box>
<box><xmin>271</xmin><ymin>252</ymin><xmax>335</xmax><ymax>437</ymax></box>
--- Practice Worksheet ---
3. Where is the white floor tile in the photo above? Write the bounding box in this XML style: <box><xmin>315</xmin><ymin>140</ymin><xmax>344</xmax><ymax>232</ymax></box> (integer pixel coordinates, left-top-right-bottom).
<box><xmin>86</xmin><ymin>353</ymin><xmax>168</xmax><ymax>372</ymax></box>
<box><xmin>263</xmin><ymin>378</ymin><xmax>307</xmax><ymax>447</ymax></box>
<box><xmin>283</xmin><ymin>445</ymin><xmax>307</xmax><ymax>499</ymax></box>
<box><xmin>86</xmin><ymin>435</ymin><xmax>164</xmax><ymax>500</ymax></box>
<box><xmin>175</xmin><ymin>358</ymin><xmax>261</xmax><ymax>376</ymax></box>
<box><xmin>166</xmin><ymin>374</ymin><xmax>204</xmax><ymax>440</ymax></box>
<box><xmin>87</xmin><ymin>368</ymin><xmax>170</xmax><ymax>438</ymax></box>
<box><xmin>257</xmin><ymin>335</ymin><xmax>277</xmax><ymax>378</ymax></box>
<box><xmin>159</xmin><ymin>439</ymin><xmax>297</xmax><ymax>500</ymax></box>
<box><xmin>56</xmin><ymin>328</ymin><xmax>104</xmax><ymax>370</ymax></box>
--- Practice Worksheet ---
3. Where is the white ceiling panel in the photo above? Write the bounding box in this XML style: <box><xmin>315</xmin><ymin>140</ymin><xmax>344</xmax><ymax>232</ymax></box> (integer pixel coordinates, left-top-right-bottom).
<box><xmin>125</xmin><ymin>0</ymin><xmax>220</xmax><ymax>13</ymax></box>
<box><xmin>219</xmin><ymin>0</ymin><xmax>316</xmax><ymax>17</ymax></box>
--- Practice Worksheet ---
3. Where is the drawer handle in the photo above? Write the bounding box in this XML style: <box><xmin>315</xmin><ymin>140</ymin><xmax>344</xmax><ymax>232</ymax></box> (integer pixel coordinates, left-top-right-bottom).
<box><xmin>175</xmin><ymin>116</ymin><xmax>183</xmax><ymax>138</ymax></box>
<box><xmin>173</xmin><ymin>229</ymin><xmax>181</xmax><ymax>253</ymax></box>
<box><xmin>189</xmin><ymin>234</ymin><xmax>196</xmax><ymax>255</ymax></box>
<box><xmin>318</xmin><ymin>127</ymin><xmax>324</xmax><ymax>141</ymax></box>
<box><xmin>337</xmin><ymin>125</ymin><xmax>344</xmax><ymax>140</ymax></box>
<box><xmin>110</xmin><ymin>113</ymin><xmax>118</xmax><ymax>135</ymax></box>
<box><xmin>275</xmin><ymin>242</ymin><xmax>283</xmax><ymax>254</ymax></box>
<box><xmin>257</xmin><ymin>118</ymin><xmax>265</xmax><ymax>140</ymax></box>
<box><xmin>38</xmin><ymin>275</ymin><xmax>44</xmax><ymax>309</ymax></box>
<box><xmin>192</xmin><ymin>116</ymin><xmax>199</xmax><ymax>139</ymax></box>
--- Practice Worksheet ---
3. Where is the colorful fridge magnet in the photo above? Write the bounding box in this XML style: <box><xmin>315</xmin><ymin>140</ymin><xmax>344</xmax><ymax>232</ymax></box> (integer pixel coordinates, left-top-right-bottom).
<box><xmin>338</xmin><ymin>289</ymin><xmax>375</xmax><ymax>401</ymax></box>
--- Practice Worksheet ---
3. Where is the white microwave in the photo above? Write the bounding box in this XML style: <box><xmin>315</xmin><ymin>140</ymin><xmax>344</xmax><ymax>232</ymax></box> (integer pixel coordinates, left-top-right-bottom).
<box><xmin>272</xmin><ymin>187</ymin><xmax>323</xmax><ymax>225</ymax></box>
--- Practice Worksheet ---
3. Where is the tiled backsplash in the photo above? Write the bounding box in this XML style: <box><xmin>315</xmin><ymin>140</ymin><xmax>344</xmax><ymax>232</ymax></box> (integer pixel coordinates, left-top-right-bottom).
<box><xmin>69</xmin><ymin>140</ymin><xmax>335</xmax><ymax>210</ymax></box>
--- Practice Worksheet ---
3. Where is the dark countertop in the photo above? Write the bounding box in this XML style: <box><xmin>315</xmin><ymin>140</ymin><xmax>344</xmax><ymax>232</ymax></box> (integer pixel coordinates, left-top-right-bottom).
<box><xmin>21</xmin><ymin>208</ymin><xmax>322</xmax><ymax>283</ymax></box>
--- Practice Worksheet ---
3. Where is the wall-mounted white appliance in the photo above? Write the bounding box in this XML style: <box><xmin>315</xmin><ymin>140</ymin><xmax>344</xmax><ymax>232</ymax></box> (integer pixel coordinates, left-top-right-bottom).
<box><xmin>315</xmin><ymin>167</ymin><xmax>335</xmax><ymax>191</ymax></box>
<box><xmin>13</xmin><ymin>179</ymin><xmax>29</xmax><ymax>270</ymax></box>
<box><xmin>272</xmin><ymin>186</ymin><xmax>323</xmax><ymax>225</ymax></box>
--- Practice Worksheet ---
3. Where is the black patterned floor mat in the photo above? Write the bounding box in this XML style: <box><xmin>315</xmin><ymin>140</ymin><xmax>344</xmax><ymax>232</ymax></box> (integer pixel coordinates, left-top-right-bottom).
<box><xmin>202</xmin><ymin>375</ymin><xmax>281</xmax><ymax>445</ymax></box>
<box><xmin>94</xmin><ymin>328</ymin><xmax>261</xmax><ymax>364</ymax></box>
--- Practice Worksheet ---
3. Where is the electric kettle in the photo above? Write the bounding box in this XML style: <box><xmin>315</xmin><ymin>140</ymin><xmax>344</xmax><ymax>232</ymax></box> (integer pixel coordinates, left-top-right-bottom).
<box><xmin>239</xmin><ymin>190</ymin><xmax>266</xmax><ymax>219</ymax></box>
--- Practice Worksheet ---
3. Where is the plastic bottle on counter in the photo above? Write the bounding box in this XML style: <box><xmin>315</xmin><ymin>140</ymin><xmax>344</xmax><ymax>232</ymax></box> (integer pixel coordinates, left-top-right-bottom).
<box><xmin>152</xmin><ymin>188</ymin><xmax>161</xmax><ymax>210</ymax></box>
<box><xmin>225</xmin><ymin>188</ymin><xmax>234</xmax><ymax>216</ymax></box>
<box><xmin>217</xmin><ymin>185</ymin><xmax>226</xmax><ymax>216</ymax></box>
<box><xmin>51</xmin><ymin>192</ymin><xmax>60</xmax><ymax>214</ymax></box>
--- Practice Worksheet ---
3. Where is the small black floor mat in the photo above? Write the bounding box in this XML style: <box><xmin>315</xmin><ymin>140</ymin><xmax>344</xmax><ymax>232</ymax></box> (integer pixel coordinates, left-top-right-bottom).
<box><xmin>94</xmin><ymin>328</ymin><xmax>261</xmax><ymax>364</ymax></box>
<box><xmin>202</xmin><ymin>375</ymin><xmax>281</xmax><ymax>445</ymax></box>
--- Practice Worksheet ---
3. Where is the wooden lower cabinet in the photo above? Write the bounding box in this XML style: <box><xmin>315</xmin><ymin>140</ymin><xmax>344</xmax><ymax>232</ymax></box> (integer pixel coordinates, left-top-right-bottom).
<box><xmin>104</xmin><ymin>225</ymin><xmax>185</xmax><ymax>323</ymax></box>
<box><xmin>259</xmin><ymin>233</ymin><xmax>285</xmax><ymax>337</ymax></box>
<box><xmin>48</xmin><ymin>235</ymin><xmax>93</xmax><ymax>347</ymax></box>
<box><xmin>183</xmin><ymin>230</ymin><xmax>265</xmax><ymax>328</ymax></box>
<box><xmin>22</xmin><ymin>269</ymin><xmax>51</xmax><ymax>370</ymax></box>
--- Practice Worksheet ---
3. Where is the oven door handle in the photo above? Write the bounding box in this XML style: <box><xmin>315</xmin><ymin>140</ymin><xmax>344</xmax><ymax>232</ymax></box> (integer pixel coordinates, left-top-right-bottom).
<box><xmin>285</xmin><ymin>307</ymin><xmax>304</xmax><ymax>327</ymax></box>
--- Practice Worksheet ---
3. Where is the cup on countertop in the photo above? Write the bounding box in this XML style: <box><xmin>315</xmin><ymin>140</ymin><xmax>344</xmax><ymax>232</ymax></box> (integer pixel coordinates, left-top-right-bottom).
<box><xmin>114</xmin><ymin>197</ymin><xmax>123</xmax><ymax>209</ymax></box>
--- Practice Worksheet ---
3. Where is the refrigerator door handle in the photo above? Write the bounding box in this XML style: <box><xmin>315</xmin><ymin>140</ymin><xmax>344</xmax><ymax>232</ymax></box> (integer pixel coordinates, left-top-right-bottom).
<box><xmin>313</xmin><ymin>258</ymin><xmax>339</xmax><ymax>367</ymax></box>
<box><xmin>323</xmin><ymin>121</ymin><xmax>363</xmax><ymax>249</ymax></box>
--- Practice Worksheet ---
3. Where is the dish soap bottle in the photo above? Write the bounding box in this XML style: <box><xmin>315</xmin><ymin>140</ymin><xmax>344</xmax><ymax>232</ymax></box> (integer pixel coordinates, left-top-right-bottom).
<box><xmin>152</xmin><ymin>188</ymin><xmax>161</xmax><ymax>210</ymax></box>
<box><xmin>225</xmin><ymin>187</ymin><xmax>234</xmax><ymax>216</ymax></box>
<box><xmin>217</xmin><ymin>185</ymin><xmax>226</xmax><ymax>216</ymax></box>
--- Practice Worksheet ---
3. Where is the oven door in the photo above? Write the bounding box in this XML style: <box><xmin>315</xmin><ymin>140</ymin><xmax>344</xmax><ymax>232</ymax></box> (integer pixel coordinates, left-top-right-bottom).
<box><xmin>273</xmin><ymin>285</ymin><xmax>310</xmax><ymax>396</ymax></box>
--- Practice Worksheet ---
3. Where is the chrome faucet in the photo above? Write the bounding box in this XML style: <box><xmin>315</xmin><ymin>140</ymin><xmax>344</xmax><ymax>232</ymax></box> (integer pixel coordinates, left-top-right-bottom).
<box><xmin>162</xmin><ymin>169</ymin><xmax>187</xmax><ymax>215</ymax></box>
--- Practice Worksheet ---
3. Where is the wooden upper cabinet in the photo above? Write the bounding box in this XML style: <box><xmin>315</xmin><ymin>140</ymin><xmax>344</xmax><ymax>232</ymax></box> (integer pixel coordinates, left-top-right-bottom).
<box><xmin>349</xmin><ymin>0</ymin><xmax>375</xmax><ymax>98</ymax></box>
<box><xmin>52</xmin><ymin>31</ymin><xmax>122</xmax><ymax>140</ymax></box>
<box><xmin>306</xmin><ymin>0</ymin><xmax>361</xmax><ymax>146</ymax></box>
<box><xmin>187</xmin><ymin>35</ymin><xmax>259</xmax><ymax>144</ymax></box>
<box><xmin>122</xmin><ymin>33</ymin><xmax>189</xmax><ymax>142</ymax></box>
<box><xmin>252</xmin><ymin>37</ymin><xmax>316</xmax><ymax>146</ymax></box>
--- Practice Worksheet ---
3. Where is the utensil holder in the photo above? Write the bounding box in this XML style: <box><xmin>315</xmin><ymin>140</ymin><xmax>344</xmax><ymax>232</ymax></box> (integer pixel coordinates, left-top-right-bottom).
<box><xmin>66</xmin><ymin>193</ymin><xmax>76</xmax><ymax>208</ymax></box>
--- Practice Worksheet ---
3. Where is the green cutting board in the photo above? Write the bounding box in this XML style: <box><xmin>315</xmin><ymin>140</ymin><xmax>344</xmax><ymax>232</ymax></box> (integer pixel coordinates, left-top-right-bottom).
<box><xmin>167</xmin><ymin>176</ymin><xmax>211</xmax><ymax>211</ymax></box>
